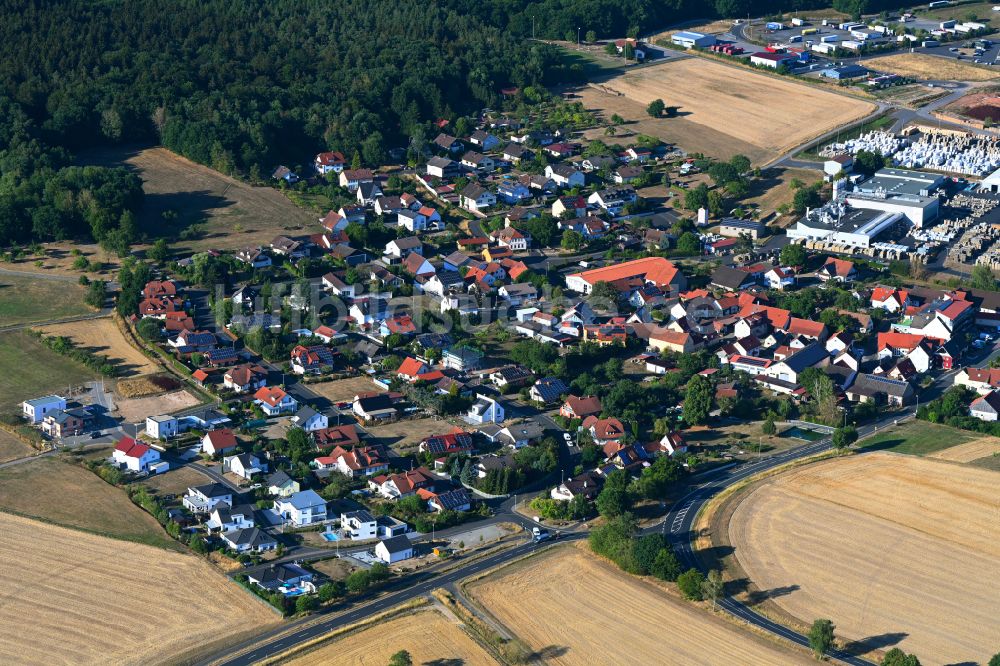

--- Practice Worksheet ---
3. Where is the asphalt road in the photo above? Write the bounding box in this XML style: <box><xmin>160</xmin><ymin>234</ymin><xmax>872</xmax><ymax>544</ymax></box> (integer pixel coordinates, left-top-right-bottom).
<box><xmin>656</xmin><ymin>401</ymin><xmax>934</xmax><ymax>666</ymax></box>
<box><xmin>203</xmin><ymin>534</ymin><xmax>583</xmax><ymax>666</ymax></box>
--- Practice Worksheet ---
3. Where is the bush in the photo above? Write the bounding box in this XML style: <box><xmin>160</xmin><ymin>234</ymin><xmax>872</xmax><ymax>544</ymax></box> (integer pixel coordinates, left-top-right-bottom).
<box><xmin>677</xmin><ymin>568</ymin><xmax>704</xmax><ymax>600</ymax></box>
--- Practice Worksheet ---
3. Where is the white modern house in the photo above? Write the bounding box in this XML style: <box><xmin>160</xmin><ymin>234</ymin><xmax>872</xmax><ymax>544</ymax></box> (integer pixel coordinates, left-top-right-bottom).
<box><xmin>341</xmin><ymin>509</ymin><xmax>378</xmax><ymax>540</ymax></box>
<box><xmin>274</xmin><ymin>490</ymin><xmax>328</xmax><ymax>527</ymax></box>
<box><xmin>22</xmin><ymin>395</ymin><xmax>66</xmax><ymax>423</ymax></box>
<box><xmin>145</xmin><ymin>415</ymin><xmax>179</xmax><ymax>440</ymax></box>
<box><xmin>375</xmin><ymin>535</ymin><xmax>414</xmax><ymax>564</ymax></box>
<box><xmin>464</xmin><ymin>394</ymin><xmax>505</xmax><ymax>425</ymax></box>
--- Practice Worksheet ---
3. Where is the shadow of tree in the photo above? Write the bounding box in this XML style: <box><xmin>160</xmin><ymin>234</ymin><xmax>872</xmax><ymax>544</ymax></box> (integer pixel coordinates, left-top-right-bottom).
<box><xmin>841</xmin><ymin>632</ymin><xmax>908</xmax><ymax>656</ymax></box>
<box><xmin>525</xmin><ymin>646</ymin><xmax>569</xmax><ymax>661</ymax></box>
<box><xmin>424</xmin><ymin>659</ymin><xmax>465</xmax><ymax>666</ymax></box>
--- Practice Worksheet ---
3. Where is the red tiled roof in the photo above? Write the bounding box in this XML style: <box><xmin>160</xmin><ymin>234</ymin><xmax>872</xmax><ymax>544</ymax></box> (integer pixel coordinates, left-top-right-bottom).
<box><xmin>114</xmin><ymin>436</ymin><xmax>151</xmax><ymax>459</ymax></box>
<box><xmin>569</xmin><ymin>257</ymin><xmax>681</xmax><ymax>290</ymax></box>
<box><xmin>204</xmin><ymin>429</ymin><xmax>237</xmax><ymax>450</ymax></box>
<box><xmin>786</xmin><ymin>318</ymin><xmax>825</xmax><ymax>338</ymax></box>
<box><xmin>254</xmin><ymin>386</ymin><xmax>288</xmax><ymax>407</ymax></box>
<box><xmin>877</xmin><ymin>331</ymin><xmax>926</xmax><ymax>352</ymax></box>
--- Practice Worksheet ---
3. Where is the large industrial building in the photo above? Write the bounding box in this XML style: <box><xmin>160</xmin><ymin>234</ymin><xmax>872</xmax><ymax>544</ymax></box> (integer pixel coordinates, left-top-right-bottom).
<box><xmin>845</xmin><ymin>167</ymin><xmax>945</xmax><ymax>227</ymax></box>
<box><xmin>786</xmin><ymin>205</ymin><xmax>905</xmax><ymax>248</ymax></box>
<box><xmin>671</xmin><ymin>31</ymin><xmax>716</xmax><ymax>48</ymax></box>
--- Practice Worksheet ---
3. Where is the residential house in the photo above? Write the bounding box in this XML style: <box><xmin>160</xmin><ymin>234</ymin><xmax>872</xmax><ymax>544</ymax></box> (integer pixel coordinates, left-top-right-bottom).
<box><xmin>274</xmin><ymin>490</ymin><xmax>328</xmax><ymax>526</ymax></box>
<box><xmin>402</xmin><ymin>252</ymin><xmax>435</xmax><ymax>278</ymax></box>
<box><xmin>764</xmin><ymin>267</ymin><xmax>796</xmax><ymax>290</ymax></box>
<box><xmin>583</xmin><ymin>416</ymin><xmax>626</xmax><ymax>446</ymax></box>
<box><xmin>206</xmin><ymin>502</ymin><xmax>255</xmax><ymax>533</ymax></box>
<box><xmin>818</xmin><ymin>257</ymin><xmax>857</xmax><ymax>283</ymax></box>
<box><xmin>419</xmin><ymin>429</ymin><xmax>476</xmax><ymax>456</ymax></box>
<box><xmin>272</xmin><ymin>166</ymin><xmax>299</xmax><ymax>183</ymax></box>
<box><xmin>235</xmin><ymin>247</ymin><xmax>272</xmax><ymax>269</ymax></box>
<box><xmin>461</xmin><ymin>151</ymin><xmax>495</xmax><ymax>172</ymax></box>
<box><xmin>223</xmin><ymin>453</ymin><xmax>266</xmax><ymax>480</ymax></box>
<box><xmin>560</xmin><ymin>395</ymin><xmax>602</xmax><ymax>420</ymax></box>
<box><xmin>270</xmin><ymin>235</ymin><xmax>307</xmax><ymax>258</ymax></box>
<box><xmin>587</xmin><ymin>187</ymin><xmax>637</xmax><ymax>215</ymax></box>
<box><xmin>247</xmin><ymin>563</ymin><xmax>314</xmax><ymax>593</ymax></box>
<box><xmin>566</xmin><ymin>257</ymin><xmax>686</xmax><ymax>298</ymax></box>
<box><xmin>464</xmin><ymin>394</ymin><xmax>505</xmax><ymax>425</ymax></box>
<box><xmin>40</xmin><ymin>408</ymin><xmax>87</xmax><ymax>438</ymax></box>
<box><xmin>419</xmin><ymin>488</ymin><xmax>472</xmax><ymax>512</ymax></box>
<box><xmin>313</xmin><ymin>424</ymin><xmax>360</xmax><ymax>450</ymax></box>
<box><xmin>491</xmin><ymin>365</ymin><xmax>534</xmax><ymax>390</ymax></box>
<box><xmin>356</xmin><ymin>180</ymin><xmax>383</xmax><ymax>206</ymax></box>
<box><xmin>318</xmin><ymin>445</ymin><xmax>388</xmax><ymax>478</ymax></box>
<box><xmin>426</xmin><ymin>156</ymin><xmax>460</xmax><ymax>179</ymax></box>
<box><xmin>254</xmin><ymin>386</ymin><xmax>298</xmax><ymax>416</ymax></box>
<box><xmin>970</xmin><ymin>390</ymin><xmax>1000</xmax><ymax>421</ymax></box>
<box><xmin>460</xmin><ymin>183</ymin><xmax>496</xmax><ymax>212</ymax></box>
<box><xmin>376</xmin><ymin>535</ymin><xmax>414</xmax><ymax>564</ymax></box>
<box><xmin>499</xmin><ymin>282</ymin><xmax>538</xmax><ymax>306</ymax></box>
<box><xmin>442</xmin><ymin>346</ymin><xmax>484</xmax><ymax>372</ymax></box>
<box><xmin>384</xmin><ymin>236</ymin><xmax>423</xmax><ymax>260</ymax></box>
<box><xmin>370</xmin><ymin>468</ymin><xmax>435</xmax><ymax>499</ymax></box>
<box><xmin>224</xmin><ymin>364</ymin><xmax>268</xmax><ymax>394</ymax></box>
<box><xmin>221</xmin><ymin>527</ymin><xmax>277</xmax><ymax>553</ymax></box>
<box><xmin>290</xmin><ymin>345</ymin><xmax>335</xmax><ymax>375</ymax></box>
<box><xmin>266</xmin><ymin>470</ymin><xmax>300</xmax><ymax>497</ymax></box>
<box><xmin>870</xmin><ymin>286</ymin><xmax>909</xmax><ymax>313</ymax></box>
<box><xmin>112</xmin><ymin>437</ymin><xmax>161</xmax><ymax>473</ymax></box>
<box><xmin>314</xmin><ymin>151</ymin><xmax>346</xmax><ymax>174</ymax></box>
<box><xmin>353</xmin><ymin>392</ymin><xmax>399</xmax><ymax>422</ymax></box>
<box><xmin>530</xmin><ymin>377</ymin><xmax>569</xmax><ymax>404</ymax></box>
<box><xmin>202</xmin><ymin>429</ymin><xmax>239</xmax><ymax>457</ymax></box>
<box><xmin>955</xmin><ymin>367</ymin><xmax>1000</xmax><ymax>394</ymax></box>
<box><xmin>289</xmin><ymin>406</ymin><xmax>328</xmax><ymax>432</ymax></box>
<box><xmin>341</xmin><ymin>509</ymin><xmax>378</xmax><ymax>540</ymax></box>
<box><xmin>551</xmin><ymin>471</ymin><xmax>604</xmax><ymax>501</ymax></box>
<box><xmin>846</xmin><ymin>373</ymin><xmax>914</xmax><ymax>406</ymax></box>
<box><xmin>492</xmin><ymin>226</ymin><xmax>530</xmax><ymax>251</ymax></box>
<box><xmin>497</xmin><ymin>181</ymin><xmax>531</xmax><ymax>204</ymax></box>
<box><xmin>322</xmin><ymin>271</ymin><xmax>357</xmax><ymax>299</ymax></box>
<box><xmin>613</xmin><ymin>166</ymin><xmax>643</xmax><ymax>184</ymax></box>
<box><xmin>552</xmin><ymin>195</ymin><xmax>587</xmax><ymax>219</ymax></box>
<box><xmin>145</xmin><ymin>415</ymin><xmax>179</xmax><ymax>440</ymax></box>
<box><xmin>544</xmin><ymin>164</ymin><xmax>585</xmax><ymax>189</ymax></box>
<box><xmin>433</xmin><ymin>133</ymin><xmax>464</xmax><ymax>153</ymax></box>
<box><xmin>183</xmin><ymin>483</ymin><xmax>233</xmax><ymax>513</ymax></box>
<box><xmin>502</xmin><ymin>143</ymin><xmax>533</xmax><ymax>164</ymax></box>
<box><xmin>470</xmin><ymin>130</ymin><xmax>500</xmax><ymax>150</ymax></box>
<box><xmin>21</xmin><ymin>395</ymin><xmax>66</xmax><ymax>424</ymax></box>
<box><xmin>339</xmin><ymin>168</ymin><xmax>374</xmax><ymax>191</ymax></box>
<box><xmin>763</xmin><ymin>343</ymin><xmax>829</xmax><ymax>384</ymax></box>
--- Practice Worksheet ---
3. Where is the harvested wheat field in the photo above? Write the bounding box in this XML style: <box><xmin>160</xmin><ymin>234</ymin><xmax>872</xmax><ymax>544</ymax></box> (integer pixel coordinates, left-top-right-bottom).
<box><xmin>604</xmin><ymin>59</ymin><xmax>874</xmax><ymax>163</ymax></box>
<box><xmin>37</xmin><ymin>318</ymin><xmax>157</xmax><ymax>376</ymax></box>
<box><xmin>0</xmin><ymin>429</ymin><xmax>35</xmax><ymax>463</ymax></box>
<box><xmin>307</xmin><ymin>375</ymin><xmax>384</xmax><ymax>404</ymax></box>
<box><xmin>730</xmin><ymin>452</ymin><xmax>1000</xmax><ymax>665</ymax></box>
<box><xmin>866</xmin><ymin>54</ymin><xmax>999</xmax><ymax>82</ymax></box>
<box><xmin>0</xmin><ymin>512</ymin><xmax>277</xmax><ymax>666</ymax></box>
<box><xmin>468</xmin><ymin>546</ymin><xmax>809</xmax><ymax>665</ymax></box>
<box><xmin>928</xmin><ymin>436</ymin><xmax>1000</xmax><ymax>462</ymax></box>
<box><xmin>283</xmin><ymin>607</ymin><xmax>495</xmax><ymax>666</ymax></box>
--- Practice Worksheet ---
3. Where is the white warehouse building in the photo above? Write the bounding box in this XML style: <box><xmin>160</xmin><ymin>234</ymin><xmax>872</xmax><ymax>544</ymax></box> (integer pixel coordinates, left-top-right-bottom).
<box><xmin>787</xmin><ymin>206</ymin><xmax>904</xmax><ymax>248</ymax></box>
<box><xmin>671</xmin><ymin>31</ymin><xmax>716</xmax><ymax>48</ymax></box>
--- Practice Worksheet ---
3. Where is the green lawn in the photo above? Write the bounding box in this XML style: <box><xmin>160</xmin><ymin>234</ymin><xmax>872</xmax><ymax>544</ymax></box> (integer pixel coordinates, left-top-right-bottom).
<box><xmin>0</xmin><ymin>273</ymin><xmax>90</xmax><ymax>327</ymax></box>
<box><xmin>556</xmin><ymin>44</ymin><xmax>627</xmax><ymax>79</ymax></box>
<box><xmin>969</xmin><ymin>453</ymin><xmax>1000</xmax><ymax>471</ymax></box>
<box><xmin>0</xmin><ymin>330</ymin><xmax>95</xmax><ymax>413</ymax></box>
<box><xmin>0</xmin><ymin>456</ymin><xmax>181</xmax><ymax>550</ymax></box>
<box><xmin>916</xmin><ymin>1</ymin><xmax>997</xmax><ymax>22</ymax></box>
<box><xmin>859</xmin><ymin>420</ymin><xmax>976</xmax><ymax>456</ymax></box>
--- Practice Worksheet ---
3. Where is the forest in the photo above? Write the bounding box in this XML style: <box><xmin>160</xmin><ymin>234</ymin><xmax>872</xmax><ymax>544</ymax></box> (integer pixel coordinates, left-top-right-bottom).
<box><xmin>0</xmin><ymin>0</ymin><xmax>898</xmax><ymax>247</ymax></box>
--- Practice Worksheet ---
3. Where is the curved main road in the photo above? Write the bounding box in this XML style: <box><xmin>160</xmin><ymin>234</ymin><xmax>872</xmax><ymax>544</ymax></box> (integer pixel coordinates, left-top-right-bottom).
<box><xmin>658</xmin><ymin>407</ymin><xmax>922</xmax><ymax>666</ymax></box>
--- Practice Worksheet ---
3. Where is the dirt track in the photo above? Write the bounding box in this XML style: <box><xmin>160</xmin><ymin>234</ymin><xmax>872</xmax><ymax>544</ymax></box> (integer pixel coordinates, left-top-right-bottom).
<box><xmin>729</xmin><ymin>452</ymin><xmax>1000</xmax><ymax>665</ymax></box>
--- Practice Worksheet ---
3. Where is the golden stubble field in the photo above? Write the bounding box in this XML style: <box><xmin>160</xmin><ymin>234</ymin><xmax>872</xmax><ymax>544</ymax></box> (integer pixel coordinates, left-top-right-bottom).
<box><xmin>729</xmin><ymin>452</ymin><xmax>1000</xmax><ymax>665</ymax></box>
<box><xmin>283</xmin><ymin>607</ymin><xmax>495</xmax><ymax>666</ymax></box>
<box><xmin>0</xmin><ymin>512</ymin><xmax>278</xmax><ymax>665</ymax></box>
<box><xmin>37</xmin><ymin>317</ymin><xmax>158</xmax><ymax>377</ymax></box>
<box><xmin>602</xmin><ymin>58</ymin><xmax>875</xmax><ymax>163</ymax></box>
<box><xmin>866</xmin><ymin>53</ymin><xmax>999</xmax><ymax>82</ymax></box>
<box><xmin>468</xmin><ymin>545</ymin><xmax>809</xmax><ymax>665</ymax></box>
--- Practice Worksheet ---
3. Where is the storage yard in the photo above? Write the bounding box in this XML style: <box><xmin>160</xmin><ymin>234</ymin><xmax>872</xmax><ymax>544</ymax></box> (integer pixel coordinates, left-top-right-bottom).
<box><xmin>602</xmin><ymin>58</ymin><xmax>875</xmax><ymax>164</ymax></box>
<box><xmin>824</xmin><ymin>128</ymin><xmax>1000</xmax><ymax>177</ymax></box>
<box><xmin>468</xmin><ymin>545</ymin><xmax>810</xmax><ymax>665</ymax></box>
<box><xmin>0</xmin><ymin>512</ymin><xmax>277</xmax><ymax>666</ymax></box>
<box><xmin>729</xmin><ymin>453</ymin><xmax>1000</xmax><ymax>665</ymax></box>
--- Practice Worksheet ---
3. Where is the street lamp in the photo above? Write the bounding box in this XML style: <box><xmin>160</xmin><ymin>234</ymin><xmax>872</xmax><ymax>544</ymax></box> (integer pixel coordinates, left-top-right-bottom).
<box><xmin>577</xmin><ymin>27</ymin><xmax>581</xmax><ymax>48</ymax></box>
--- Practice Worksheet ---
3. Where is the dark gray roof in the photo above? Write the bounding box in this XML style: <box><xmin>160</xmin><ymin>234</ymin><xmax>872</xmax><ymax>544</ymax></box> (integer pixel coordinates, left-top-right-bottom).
<box><xmin>711</xmin><ymin>266</ymin><xmax>755</xmax><ymax>290</ymax></box>
<box><xmin>379</xmin><ymin>535</ymin><xmax>413</xmax><ymax>554</ymax></box>
<box><xmin>781</xmin><ymin>343</ymin><xmax>829</xmax><ymax>374</ymax></box>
